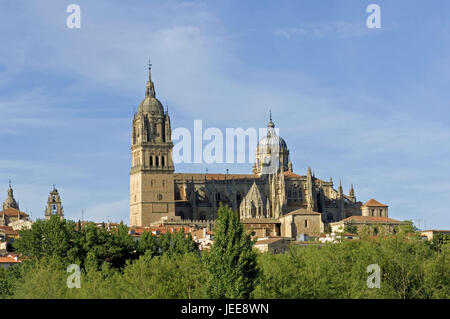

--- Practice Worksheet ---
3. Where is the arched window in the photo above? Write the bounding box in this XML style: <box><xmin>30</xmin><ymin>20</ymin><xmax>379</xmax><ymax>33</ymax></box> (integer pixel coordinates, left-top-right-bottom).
<box><xmin>156</xmin><ymin>156</ymin><xmax>159</xmax><ymax>166</ymax></box>
<box><xmin>304</xmin><ymin>219</ymin><xmax>308</xmax><ymax>228</ymax></box>
<box><xmin>162</xmin><ymin>156</ymin><xmax>165</xmax><ymax>166</ymax></box>
<box><xmin>150</xmin><ymin>156</ymin><xmax>153</xmax><ymax>166</ymax></box>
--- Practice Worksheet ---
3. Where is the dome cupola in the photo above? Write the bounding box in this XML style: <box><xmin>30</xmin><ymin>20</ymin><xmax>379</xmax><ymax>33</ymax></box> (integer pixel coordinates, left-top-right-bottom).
<box><xmin>138</xmin><ymin>61</ymin><xmax>165</xmax><ymax>116</ymax></box>
<box><xmin>253</xmin><ymin>112</ymin><xmax>290</xmax><ymax>175</ymax></box>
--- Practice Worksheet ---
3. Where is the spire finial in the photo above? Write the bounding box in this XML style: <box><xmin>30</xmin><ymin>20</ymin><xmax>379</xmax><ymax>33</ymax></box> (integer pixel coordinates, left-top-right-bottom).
<box><xmin>8</xmin><ymin>180</ymin><xmax>11</xmax><ymax>188</ymax></box>
<box><xmin>145</xmin><ymin>59</ymin><xmax>155</xmax><ymax>97</ymax></box>
<box><xmin>147</xmin><ymin>58</ymin><xmax>153</xmax><ymax>83</ymax></box>
<box><xmin>267</xmin><ymin>109</ymin><xmax>275</xmax><ymax>128</ymax></box>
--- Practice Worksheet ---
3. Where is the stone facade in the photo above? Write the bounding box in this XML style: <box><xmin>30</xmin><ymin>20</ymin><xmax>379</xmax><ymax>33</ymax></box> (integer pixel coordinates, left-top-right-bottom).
<box><xmin>330</xmin><ymin>215</ymin><xmax>403</xmax><ymax>235</ymax></box>
<box><xmin>129</xmin><ymin>66</ymin><xmax>387</xmax><ymax>238</ymax></box>
<box><xmin>45</xmin><ymin>186</ymin><xmax>64</xmax><ymax>220</ymax></box>
<box><xmin>0</xmin><ymin>184</ymin><xmax>29</xmax><ymax>227</ymax></box>
<box><xmin>279</xmin><ymin>209</ymin><xmax>324</xmax><ymax>238</ymax></box>
<box><xmin>361</xmin><ymin>198</ymin><xmax>388</xmax><ymax>217</ymax></box>
<box><xmin>129</xmin><ymin>65</ymin><xmax>176</xmax><ymax>226</ymax></box>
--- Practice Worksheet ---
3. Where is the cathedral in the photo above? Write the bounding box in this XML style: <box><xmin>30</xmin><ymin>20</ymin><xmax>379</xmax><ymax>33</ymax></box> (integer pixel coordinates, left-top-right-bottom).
<box><xmin>129</xmin><ymin>65</ymin><xmax>387</xmax><ymax>237</ymax></box>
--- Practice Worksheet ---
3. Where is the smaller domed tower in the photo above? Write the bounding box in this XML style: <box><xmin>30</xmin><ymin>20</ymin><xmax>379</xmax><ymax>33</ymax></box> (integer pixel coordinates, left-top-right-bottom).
<box><xmin>2</xmin><ymin>182</ymin><xmax>19</xmax><ymax>211</ymax></box>
<box><xmin>45</xmin><ymin>186</ymin><xmax>64</xmax><ymax>220</ymax></box>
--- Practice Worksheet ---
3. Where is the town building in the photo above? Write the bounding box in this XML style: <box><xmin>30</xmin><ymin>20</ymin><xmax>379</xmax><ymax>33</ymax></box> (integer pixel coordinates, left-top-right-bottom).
<box><xmin>329</xmin><ymin>213</ymin><xmax>404</xmax><ymax>235</ymax></box>
<box><xmin>420</xmin><ymin>229</ymin><xmax>450</xmax><ymax>241</ymax></box>
<box><xmin>0</xmin><ymin>183</ymin><xmax>29</xmax><ymax>227</ymax></box>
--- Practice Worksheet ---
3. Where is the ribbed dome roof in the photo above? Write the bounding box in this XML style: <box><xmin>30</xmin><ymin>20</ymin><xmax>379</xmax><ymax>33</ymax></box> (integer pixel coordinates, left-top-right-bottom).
<box><xmin>138</xmin><ymin>96</ymin><xmax>164</xmax><ymax>116</ymax></box>
<box><xmin>138</xmin><ymin>66</ymin><xmax>165</xmax><ymax>116</ymax></box>
<box><xmin>257</xmin><ymin>118</ymin><xmax>288</xmax><ymax>152</ymax></box>
<box><xmin>2</xmin><ymin>184</ymin><xmax>19</xmax><ymax>210</ymax></box>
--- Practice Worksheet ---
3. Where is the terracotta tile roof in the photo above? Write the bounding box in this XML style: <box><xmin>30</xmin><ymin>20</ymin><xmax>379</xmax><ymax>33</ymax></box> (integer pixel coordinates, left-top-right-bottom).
<box><xmin>0</xmin><ymin>208</ymin><xmax>29</xmax><ymax>217</ymax></box>
<box><xmin>0</xmin><ymin>256</ymin><xmax>21</xmax><ymax>264</ymax></box>
<box><xmin>362</xmin><ymin>198</ymin><xmax>388</xmax><ymax>207</ymax></box>
<box><xmin>283</xmin><ymin>208</ymin><xmax>321</xmax><ymax>216</ymax></box>
<box><xmin>344</xmin><ymin>232</ymin><xmax>358</xmax><ymax>236</ymax></box>
<box><xmin>342</xmin><ymin>216</ymin><xmax>401</xmax><ymax>223</ymax></box>
<box><xmin>0</xmin><ymin>225</ymin><xmax>17</xmax><ymax>235</ymax></box>
<box><xmin>174</xmin><ymin>173</ymin><xmax>259</xmax><ymax>181</ymax></box>
<box><xmin>283</xmin><ymin>171</ymin><xmax>302</xmax><ymax>178</ymax></box>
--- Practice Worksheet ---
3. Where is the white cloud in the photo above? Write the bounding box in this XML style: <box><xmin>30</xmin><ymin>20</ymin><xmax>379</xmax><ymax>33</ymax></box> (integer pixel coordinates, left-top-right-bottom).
<box><xmin>274</xmin><ymin>21</ymin><xmax>375</xmax><ymax>39</ymax></box>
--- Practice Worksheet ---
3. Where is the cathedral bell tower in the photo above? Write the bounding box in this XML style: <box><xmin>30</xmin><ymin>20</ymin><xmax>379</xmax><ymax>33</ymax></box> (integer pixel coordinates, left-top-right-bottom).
<box><xmin>45</xmin><ymin>186</ymin><xmax>64</xmax><ymax>220</ymax></box>
<box><xmin>130</xmin><ymin>62</ymin><xmax>176</xmax><ymax>227</ymax></box>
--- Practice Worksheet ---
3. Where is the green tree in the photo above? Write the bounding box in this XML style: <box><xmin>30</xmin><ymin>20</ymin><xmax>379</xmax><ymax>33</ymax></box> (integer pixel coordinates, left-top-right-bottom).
<box><xmin>12</xmin><ymin>257</ymin><xmax>69</xmax><ymax>299</ymax></box>
<box><xmin>205</xmin><ymin>204</ymin><xmax>259</xmax><ymax>299</ymax></box>
<box><xmin>119</xmin><ymin>252</ymin><xmax>207</xmax><ymax>298</ymax></box>
<box><xmin>138</xmin><ymin>228</ymin><xmax>198</xmax><ymax>257</ymax></box>
<box><xmin>344</xmin><ymin>221</ymin><xmax>358</xmax><ymax>234</ymax></box>
<box><xmin>78</xmin><ymin>222</ymin><xmax>137</xmax><ymax>269</ymax></box>
<box><xmin>13</xmin><ymin>215</ymin><xmax>82</xmax><ymax>264</ymax></box>
<box><xmin>137</xmin><ymin>231</ymin><xmax>160</xmax><ymax>257</ymax></box>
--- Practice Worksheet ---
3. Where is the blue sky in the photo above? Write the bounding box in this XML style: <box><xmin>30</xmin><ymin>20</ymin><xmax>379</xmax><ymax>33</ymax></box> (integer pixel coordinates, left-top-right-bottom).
<box><xmin>1</xmin><ymin>0</ymin><xmax>450</xmax><ymax>229</ymax></box>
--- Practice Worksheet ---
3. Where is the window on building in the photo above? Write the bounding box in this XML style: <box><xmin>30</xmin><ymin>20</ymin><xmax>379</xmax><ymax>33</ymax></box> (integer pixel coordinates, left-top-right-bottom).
<box><xmin>156</xmin><ymin>156</ymin><xmax>159</xmax><ymax>166</ymax></box>
<box><xmin>305</xmin><ymin>219</ymin><xmax>308</xmax><ymax>228</ymax></box>
<box><xmin>150</xmin><ymin>156</ymin><xmax>153</xmax><ymax>166</ymax></box>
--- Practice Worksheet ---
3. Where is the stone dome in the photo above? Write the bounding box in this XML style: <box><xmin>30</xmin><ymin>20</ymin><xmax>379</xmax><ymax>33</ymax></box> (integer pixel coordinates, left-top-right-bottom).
<box><xmin>253</xmin><ymin>114</ymin><xmax>290</xmax><ymax>175</ymax></box>
<box><xmin>138</xmin><ymin>66</ymin><xmax>165</xmax><ymax>116</ymax></box>
<box><xmin>2</xmin><ymin>184</ymin><xmax>19</xmax><ymax>210</ymax></box>
<box><xmin>139</xmin><ymin>95</ymin><xmax>164</xmax><ymax>116</ymax></box>
<box><xmin>257</xmin><ymin>120</ymin><xmax>288</xmax><ymax>153</ymax></box>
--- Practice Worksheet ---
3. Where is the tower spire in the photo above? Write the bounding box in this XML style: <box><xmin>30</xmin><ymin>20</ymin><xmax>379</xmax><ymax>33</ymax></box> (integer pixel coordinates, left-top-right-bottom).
<box><xmin>146</xmin><ymin>59</ymin><xmax>155</xmax><ymax>97</ymax></box>
<box><xmin>3</xmin><ymin>181</ymin><xmax>19</xmax><ymax>210</ymax></box>
<box><xmin>268</xmin><ymin>109</ymin><xmax>274</xmax><ymax>128</ymax></box>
